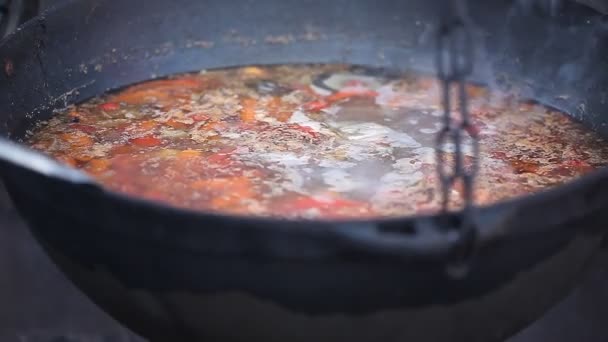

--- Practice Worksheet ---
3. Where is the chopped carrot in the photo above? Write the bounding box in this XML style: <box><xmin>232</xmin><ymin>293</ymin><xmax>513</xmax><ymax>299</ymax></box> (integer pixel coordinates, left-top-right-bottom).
<box><xmin>267</xmin><ymin>96</ymin><xmax>282</xmax><ymax>109</ymax></box>
<box><xmin>240</xmin><ymin>98</ymin><xmax>257</xmax><ymax>123</ymax></box>
<box><xmin>326</xmin><ymin>89</ymin><xmax>378</xmax><ymax>102</ymax></box>
<box><xmin>267</xmin><ymin>97</ymin><xmax>293</xmax><ymax>122</ymax></box>
<box><xmin>177</xmin><ymin>150</ymin><xmax>201</xmax><ymax>159</ymax></box>
<box><xmin>240</xmin><ymin>66</ymin><xmax>266</xmax><ymax>77</ymax></box>
<box><xmin>98</xmin><ymin>102</ymin><xmax>121</xmax><ymax>111</ymax></box>
<box><xmin>166</xmin><ymin>119</ymin><xmax>191</xmax><ymax>130</ymax></box>
<box><xmin>139</xmin><ymin>120</ymin><xmax>159</xmax><ymax>131</ymax></box>
<box><xmin>88</xmin><ymin>159</ymin><xmax>111</xmax><ymax>172</ymax></box>
<box><xmin>111</xmin><ymin>77</ymin><xmax>204</xmax><ymax>105</ymax></box>
<box><xmin>130</xmin><ymin>135</ymin><xmax>162</xmax><ymax>147</ymax></box>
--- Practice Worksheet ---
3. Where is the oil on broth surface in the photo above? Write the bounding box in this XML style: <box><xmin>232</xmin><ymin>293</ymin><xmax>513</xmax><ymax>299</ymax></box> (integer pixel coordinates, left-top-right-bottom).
<box><xmin>26</xmin><ymin>64</ymin><xmax>608</xmax><ymax>219</ymax></box>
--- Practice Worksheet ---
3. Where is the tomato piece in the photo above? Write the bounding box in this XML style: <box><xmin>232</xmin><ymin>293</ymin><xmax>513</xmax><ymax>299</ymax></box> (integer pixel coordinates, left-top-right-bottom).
<box><xmin>99</xmin><ymin>102</ymin><xmax>121</xmax><ymax>111</ymax></box>
<box><xmin>130</xmin><ymin>135</ymin><xmax>162</xmax><ymax>147</ymax></box>
<box><xmin>303</xmin><ymin>100</ymin><xmax>330</xmax><ymax>112</ymax></box>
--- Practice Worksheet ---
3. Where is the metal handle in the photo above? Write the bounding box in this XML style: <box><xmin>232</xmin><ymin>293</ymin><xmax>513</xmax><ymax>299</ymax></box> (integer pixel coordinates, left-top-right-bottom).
<box><xmin>330</xmin><ymin>219</ymin><xmax>469</xmax><ymax>260</ymax></box>
<box><xmin>0</xmin><ymin>137</ymin><xmax>92</xmax><ymax>184</ymax></box>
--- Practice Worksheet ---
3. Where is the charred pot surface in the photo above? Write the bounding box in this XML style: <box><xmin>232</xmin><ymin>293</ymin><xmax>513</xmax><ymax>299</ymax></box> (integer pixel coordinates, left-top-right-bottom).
<box><xmin>17</xmin><ymin>199</ymin><xmax>600</xmax><ymax>342</ymax></box>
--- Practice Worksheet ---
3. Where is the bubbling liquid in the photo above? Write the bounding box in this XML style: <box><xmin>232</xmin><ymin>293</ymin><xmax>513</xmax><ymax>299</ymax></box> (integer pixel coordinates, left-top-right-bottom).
<box><xmin>26</xmin><ymin>64</ymin><xmax>608</xmax><ymax>219</ymax></box>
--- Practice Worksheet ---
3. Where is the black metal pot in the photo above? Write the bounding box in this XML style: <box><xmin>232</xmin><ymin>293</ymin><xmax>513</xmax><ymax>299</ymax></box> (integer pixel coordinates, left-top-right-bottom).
<box><xmin>0</xmin><ymin>0</ymin><xmax>607</xmax><ymax>341</ymax></box>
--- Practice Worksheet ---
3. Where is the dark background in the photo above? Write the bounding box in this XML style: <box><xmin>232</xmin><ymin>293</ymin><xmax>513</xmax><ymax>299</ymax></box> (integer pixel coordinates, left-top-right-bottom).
<box><xmin>1</xmin><ymin>0</ymin><xmax>608</xmax><ymax>341</ymax></box>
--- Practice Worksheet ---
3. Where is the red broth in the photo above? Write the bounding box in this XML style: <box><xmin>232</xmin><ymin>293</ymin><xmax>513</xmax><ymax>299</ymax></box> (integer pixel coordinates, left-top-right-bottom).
<box><xmin>26</xmin><ymin>64</ymin><xmax>608</xmax><ymax>219</ymax></box>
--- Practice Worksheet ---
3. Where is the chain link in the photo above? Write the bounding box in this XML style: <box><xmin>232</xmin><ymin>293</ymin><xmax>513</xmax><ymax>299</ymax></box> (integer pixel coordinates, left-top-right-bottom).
<box><xmin>435</xmin><ymin>0</ymin><xmax>479</xmax><ymax>276</ymax></box>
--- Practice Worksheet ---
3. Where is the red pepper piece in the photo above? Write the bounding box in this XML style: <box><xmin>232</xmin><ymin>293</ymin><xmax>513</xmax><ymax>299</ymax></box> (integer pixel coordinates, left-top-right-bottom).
<box><xmin>303</xmin><ymin>100</ymin><xmax>330</xmax><ymax>112</ymax></box>
<box><xmin>130</xmin><ymin>135</ymin><xmax>162</xmax><ymax>147</ymax></box>
<box><xmin>190</xmin><ymin>113</ymin><xmax>210</xmax><ymax>122</ymax></box>
<box><xmin>99</xmin><ymin>102</ymin><xmax>121</xmax><ymax>111</ymax></box>
<box><xmin>302</xmin><ymin>90</ymin><xmax>378</xmax><ymax>113</ymax></box>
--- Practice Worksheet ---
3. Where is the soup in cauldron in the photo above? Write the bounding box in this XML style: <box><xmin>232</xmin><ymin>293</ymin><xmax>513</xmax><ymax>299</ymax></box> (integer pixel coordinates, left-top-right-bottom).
<box><xmin>25</xmin><ymin>64</ymin><xmax>608</xmax><ymax>219</ymax></box>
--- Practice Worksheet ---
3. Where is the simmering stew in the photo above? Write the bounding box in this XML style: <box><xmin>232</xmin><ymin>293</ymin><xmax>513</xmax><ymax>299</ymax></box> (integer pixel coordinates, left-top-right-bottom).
<box><xmin>26</xmin><ymin>64</ymin><xmax>608</xmax><ymax>219</ymax></box>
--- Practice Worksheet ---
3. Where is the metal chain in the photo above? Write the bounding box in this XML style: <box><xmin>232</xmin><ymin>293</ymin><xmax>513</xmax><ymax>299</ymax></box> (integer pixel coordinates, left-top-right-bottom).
<box><xmin>435</xmin><ymin>0</ymin><xmax>479</xmax><ymax>276</ymax></box>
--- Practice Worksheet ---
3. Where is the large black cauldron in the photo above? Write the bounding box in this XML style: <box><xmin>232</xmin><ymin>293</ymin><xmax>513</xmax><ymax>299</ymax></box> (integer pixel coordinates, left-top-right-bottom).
<box><xmin>0</xmin><ymin>0</ymin><xmax>607</xmax><ymax>341</ymax></box>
